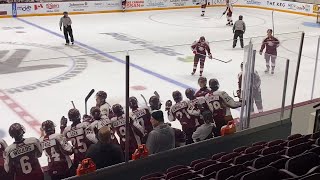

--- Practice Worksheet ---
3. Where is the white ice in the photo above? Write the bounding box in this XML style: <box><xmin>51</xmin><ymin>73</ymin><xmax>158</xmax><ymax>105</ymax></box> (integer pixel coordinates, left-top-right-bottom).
<box><xmin>0</xmin><ymin>7</ymin><xmax>320</xmax><ymax>166</ymax></box>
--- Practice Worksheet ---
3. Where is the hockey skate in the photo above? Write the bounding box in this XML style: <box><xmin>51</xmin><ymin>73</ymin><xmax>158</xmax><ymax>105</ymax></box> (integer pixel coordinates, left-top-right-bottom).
<box><xmin>201</xmin><ymin>14</ymin><xmax>204</xmax><ymax>17</ymax></box>
<box><xmin>191</xmin><ymin>72</ymin><xmax>195</xmax><ymax>75</ymax></box>
<box><xmin>65</xmin><ymin>43</ymin><xmax>69</xmax><ymax>46</ymax></box>
<box><xmin>271</xmin><ymin>70</ymin><xmax>274</xmax><ymax>74</ymax></box>
<box><xmin>264</xmin><ymin>68</ymin><xmax>269</xmax><ymax>73</ymax></box>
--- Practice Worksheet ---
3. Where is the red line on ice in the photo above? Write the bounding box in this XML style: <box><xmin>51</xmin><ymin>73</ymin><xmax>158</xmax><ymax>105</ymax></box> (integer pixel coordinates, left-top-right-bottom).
<box><xmin>0</xmin><ymin>90</ymin><xmax>41</xmax><ymax>135</ymax></box>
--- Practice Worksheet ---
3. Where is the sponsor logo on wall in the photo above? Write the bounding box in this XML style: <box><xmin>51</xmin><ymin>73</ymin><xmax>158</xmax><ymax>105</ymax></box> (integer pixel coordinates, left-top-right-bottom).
<box><xmin>0</xmin><ymin>11</ymin><xmax>7</xmax><ymax>15</ymax></box>
<box><xmin>69</xmin><ymin>2</ymin><xmax>88</xmax><ymax>11</ymax></box>
<box><xmin>287</xmin><ymin>3</ymin><xmax>311</xmax><ymax>12</ymax></box>
<box><xmin>46</xmin><ymin>3</ymin><xmax>60</xmax><ymax>12</ymax></box>
<box><xmin>245</xmin><ymin>0</ymin><xmax>261</xmax><ymax>5</ymax></box>
<box><xmin>34</xmin><ymin>4</ymin><xmax>43</xmax><ymax>10</ymax></box>
<box><xmin>145</xmin><ymin>0</ymin><xmax>164</xmax><ymax>7</ymax></box>
<box><xmin>170</xmin><ymin>0</ymin><xmax>188</xmax><ymax>7</ymax></box>
<box><xmin>17</xmin><ymin>5</ymin><xmax>32</xmax><ymax>12</ymax></box>
<box><xmin>266</xmin><ymin>1</ymin><xmax>285</xmax><ymax>7</ymax></box>
<box><xmin>127</xmin><ymin>0</ymin><xmax>144</xmax><ymax>8</ymax></box>
<box><xmin>106</xmin><ymin>1</ymin><xmax>121</xmax><ymax>8</ymax></box>
<box><xmin>212</xmin><ymin>0</ymin><xmax>225</xmax><ymax>5</ymax></box>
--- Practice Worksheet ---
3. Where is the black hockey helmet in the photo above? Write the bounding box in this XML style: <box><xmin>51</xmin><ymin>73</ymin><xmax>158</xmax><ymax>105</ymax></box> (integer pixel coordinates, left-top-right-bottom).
<box><xmin>185</xmin><ymin>88</ymin><xmax>195</xmax><ymax>100</ymax></box>
<box><xmin>9</xmin><ymin>123</ymin><xmax>25</xmax><ymax>139</ymax></box>
<box><xmin>129</xmin><ymin>96</ymin><xmax>138</xmax><ymax>109</ymax></box>
<box><xmin>112</xmin><ymin>104</ymin><xmax>124</xmax><ymax>117</ymax></box>
<box><xmin>42</xmin><ymin>120</ymin><xmax>55</xmax><ymax>135</ymax></box>
<box><xmin>209</xmin><ymin>78</ymin><xmax>220</xmax><ymax>92</ymax></box>
<box><xmin>149</xmin><ymin>95</ymin><xmax>162</xmax><ymax>110</ymax></box>
<box><xmin>68</xmin><ymin>108</ymin><xmax>81</xmax><ymax>122</ymax></box>
<box><xmin>241</xmin><ymin>62</ymin><xmax>244</xmax><ymax>69</ymax></box>
<box><xmin>239</xmin><ymin>15</ymin><xmax>243</xmax><ymax>20</ymax></box>
<box><xmin>199</xmin><ymin>36</ymin><xmax>206</xmax><ymax>42</ymax></box>
<box><xmin>172</xmin><ymin>90</ymin><xmax>183</xmax><ymax>103</ymax></box>
<box><xmin>96</xmin><ymin>91</ymin><xmax>107</xmax><ymax>100</ymax></box>
<box><xmin>90</xmin><ymin>106</ymin><xmax>101</xmax><ymax>118</ymax></box>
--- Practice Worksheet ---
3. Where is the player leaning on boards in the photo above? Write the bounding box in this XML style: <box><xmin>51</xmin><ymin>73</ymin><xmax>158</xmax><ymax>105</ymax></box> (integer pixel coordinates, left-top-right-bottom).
<box><xmin>233</xmin><ymin>15</ymin><xmax>246</xmax><ymax>48</ymax></box>
<box><xmin>259</xmin><ymin>29</ymin><xmax>280</xmax><ymax>74</ymax></box>
<box><xmin>223</xmin><ymin>0</ymin><xmax>233</xmax><ymax>26</ymax></box>
<box><xmin>59</xmin><ymin>12</ymin><xmax>74</xmax><ymax>46</ymax></box>
<box><xmin>191</xmin><ymin>36</ymin><xmax>212</xmax><ymax>77</ymax></box>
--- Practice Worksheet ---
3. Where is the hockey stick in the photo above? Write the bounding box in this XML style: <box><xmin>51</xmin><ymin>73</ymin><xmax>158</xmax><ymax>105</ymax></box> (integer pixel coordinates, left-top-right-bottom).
<box><xmin>85</xmin><ymin>89</ymin><xmax>95</xmax><ymax>115</ymax></box>
<box><xmin>154</xmin><ymin>91</ymin><xmax>160</xmax><ymax>99</ymax></box>
<box><xmin>195</xmin><ymin>53</ymin><xmax>232</xmax><ymax>63</ymax></box>
<box><xmin>71</xmin><ymin>101</ymin><xmax>76</xmax><ymax>109</ymax></box>
<box><xmin>141</xmin><ymin>94</ymin><xmax>151</xmax><ymax>112</ymax></box>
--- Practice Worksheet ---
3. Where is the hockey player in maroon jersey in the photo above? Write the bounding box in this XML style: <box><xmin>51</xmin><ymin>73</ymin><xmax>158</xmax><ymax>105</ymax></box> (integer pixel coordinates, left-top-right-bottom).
<box><xmin>86</xmin><ymin>107</ymin><xmax>119</xmax><ymax>145</ymax></box>
<box><xmin>0</xmin><ymin>139</ymin><xmax>12</xmax><ymax>180</ymax></box>
<box><xmin>223</xmin><ymin>0</ymin><xmax>233</xmax><ymax>26</ymax></box>
<box><xmin>40</xmin><ymin>120</ymin><xmax>73</xmax><ymax>180</ymax></box>
<box><xmin>96</xmin><ymin>91</ymin><xmax>113</xmax><ymax>119</ymax></box>
<box><xmin>62</xmin><ymin>108</ymin><xmax>93</xmax><ymax>174</ymax></box>
<box><xmin>191</xmin><ymin>36</ymin><xmax>212</xmax><ymax>77</ymax></box>
<box><xmin>195</xmin><ymin>76</ymin><xmax>211</xmax><ymax>97</ymax></box>
<box><xmin>166</xmin><ymin>91</ymin><xmax>199</xmax><ymax>144</ymax></box>
<box><xmin>259</xmin><ymin>29</ymin><xmax>280</xmax><ymax>74</ymax></box>
<box><xmin>129</xmin><ymin>96</ymin><xmax>152</xmax><ymax>143</ymax></box>
<box><xmin>4</xmin><ymin>123</ymin><xmax>43</xmax><ymax>180</ymax></box>
<box><xmin>185</xmin><ymin>88</ymin><xmax>203</xmax><ymax>126</ymax></box>
<box><xmin>207</xmin><ymin>78</ymin><xmax>242</xmax><ymax>123</ymax></box>
<box><xmin>149</xmin><ymin>95</ymin><xmax>162</xmax><ymax>111</ymax></box>
<box><xmin>111</xmin><ymin>104</ymin><xmax>144</xmax><ymax>158</ymax></box>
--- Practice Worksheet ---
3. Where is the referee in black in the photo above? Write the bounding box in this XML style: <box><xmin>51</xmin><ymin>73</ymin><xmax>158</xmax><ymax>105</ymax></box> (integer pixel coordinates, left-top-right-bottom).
<box><xmin>233</xmin><ymin>15</ymin><xmax>246</xmax><ymax>48</ymax></box>
<box><xmin>59</xmin><ymin>12</ymin><xmax>74</xmax><ymax>45</ymax></box>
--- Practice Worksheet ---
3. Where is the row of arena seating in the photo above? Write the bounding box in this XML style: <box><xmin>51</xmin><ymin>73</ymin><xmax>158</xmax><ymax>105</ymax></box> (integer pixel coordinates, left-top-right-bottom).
<box><xmin>140</xmin><ymin>132</ymin><xmax>320</xmax><ymax>180</ymax></box>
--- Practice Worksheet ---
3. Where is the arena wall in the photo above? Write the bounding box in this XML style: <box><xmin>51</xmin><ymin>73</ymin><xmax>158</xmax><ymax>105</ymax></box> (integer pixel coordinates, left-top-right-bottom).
<box><xmin>0</xmin><ymin>0</ymin><xmax>319</xmax><ymax>18</ymax></box>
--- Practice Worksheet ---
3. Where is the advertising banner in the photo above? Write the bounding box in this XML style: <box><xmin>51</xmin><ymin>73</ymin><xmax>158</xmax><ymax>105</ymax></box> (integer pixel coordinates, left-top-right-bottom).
<box><xmin>0</xmin><ymin>4</ymin><xmax>12</xmax><ymax>17</ymax></box>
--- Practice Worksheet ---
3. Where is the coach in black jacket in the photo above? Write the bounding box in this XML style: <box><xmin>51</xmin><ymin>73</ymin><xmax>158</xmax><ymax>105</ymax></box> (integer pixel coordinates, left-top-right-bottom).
<box><xmin>86</xmin><ymin>126</ymin><xmax>124</xmax><ymax>169</ymax></box>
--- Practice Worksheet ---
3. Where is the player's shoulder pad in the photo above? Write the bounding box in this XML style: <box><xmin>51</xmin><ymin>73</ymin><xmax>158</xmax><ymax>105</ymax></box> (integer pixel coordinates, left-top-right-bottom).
<box><xmin>50</xmin><ymin>133</ymin><xmax>62</xmax><ymax>140</ymax></box>
<box><xmin>25</xmin><ymin>137</ymin><xmax>40</xmax><ymax>144</ymax></box>
<box><xmin>0</xmin><ymin>139</ymin><xmax>7</xmax><ymax>147</ymax></box>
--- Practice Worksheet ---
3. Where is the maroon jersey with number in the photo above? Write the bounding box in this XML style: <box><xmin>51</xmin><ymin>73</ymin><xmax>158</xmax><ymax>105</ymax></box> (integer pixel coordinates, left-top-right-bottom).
<box><xmin>205</xmin><ymin>93</ymin><xmax>227</xmax><ymax>126</ymax></box>
<box><xmin>186</xmin><ymin>99</ymin><xmax>203</xmax><ymax>126</ymax></box>
<box><xmin>40</xmin><ymin>134</ymin><xmax>73</xmax><ymax>176</ymax></box>
<box><xmin>130</xmin><ymin>107</ymin><xmax>152</xmax><ymax>137</ymax></box>
<box><xmin>63</xmin><ymin>122</ymin><xmax>92</xmax><ymax>165</ymax></box>
<box><xmin>4</xmin><ymin>138</ymin><xmax>43</xmax><ymax>180</ymax></box>
<box><xmin>111</xmin><ymin>114</ymin><xmax>143</xmax><ymax>154</ymax></box>
<box><xmin>168</xmin><ymin>101</ymin><xmax>198</xmax><ymax>131</ymax></box>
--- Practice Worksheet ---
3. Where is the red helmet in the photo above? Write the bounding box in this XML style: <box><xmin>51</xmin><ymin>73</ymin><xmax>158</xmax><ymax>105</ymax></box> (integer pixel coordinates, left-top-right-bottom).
<box><xmin>96</xmin><ymin>91</ymin><xmax>107</xmax><ymax>100</ymax></box>
<box><xmin>42</xmin><ymin>120</ymin><xmax>55</xmax><ymax>134</ymax></box>
<box><xmin>112</xmin><ymin>104</ymin><xmax>124</xmax><ymax>117</ymax></box>
<box><xmin>9</xmin><ymin>123</ymin><xmax>25</xmax><ymax>139</ymax></box>
<box><xmin>68</xmin><ymin>108</ymin><xmax>81</xmax><ymax>122</ymax></box>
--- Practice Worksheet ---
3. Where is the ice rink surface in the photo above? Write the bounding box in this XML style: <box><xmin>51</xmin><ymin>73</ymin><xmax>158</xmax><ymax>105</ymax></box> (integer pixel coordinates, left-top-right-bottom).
<box><xmin>1</xmin><ymin>6</ymin><xmax>320</xmax><ymax>165</ymax></box>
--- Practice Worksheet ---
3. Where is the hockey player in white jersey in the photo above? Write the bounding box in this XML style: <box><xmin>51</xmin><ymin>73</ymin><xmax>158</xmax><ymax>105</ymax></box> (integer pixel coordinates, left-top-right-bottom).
<box><xmin>86</xmin><ymin>106</ymin><xmax>119</xmax><ymax>144</ymax></box>
<box><xmin>62</xmin><ymin>108</ymin><xmax>93</xmax><ymax>174</ymax></box>
<box><xmin>40</xmin><ymin>120</ymin><xmax>73</xmax><ymax>180</ymax></box>
<box><xmin>199</xmin><ymin>0</ymin><xmax>208</xmax><ymax>16</ymax></box>
<box><xmin>208</xmin><ymin>78</ymin><xmax>241</xmax><ymax>122</ymax></box>
<box><xmin>4</xmin><ymin>123</ymin><xmax>43</xmax><ymax>180</ymax></box>
<box><xmin>223</xmin><ymin>0</ymin><xmax>233</xmax><ymax>26</ymax></box>
<box><xmin>96</xmin><ymin>91</ymin><xmax>113</xmax><ymax>119</ymax></box>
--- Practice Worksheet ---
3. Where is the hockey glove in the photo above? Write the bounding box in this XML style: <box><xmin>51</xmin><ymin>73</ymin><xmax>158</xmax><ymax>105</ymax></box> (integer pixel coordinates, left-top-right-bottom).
<box><xmin>259</xmin><ymin>51</ymin><xmax>262</xmax><ymax>55</ymax></box>
<box><xmin>222</xmin><ymin>11</ymin><xmax>226</xmax><ymax>15</ymax></box>
<box><xmin>208</xmin><ymin>54</ymin><xmax>213</xmax><ymax>59</ymax></box>
<box><xmin>60</xmin><ymin>116</ymin><xmax>67</xmax><ymax>128</ymax></box>
<box><xmin>165</xmin><ymin>100</ymin><xmax>172</xmax><ymax>111</ymax></box>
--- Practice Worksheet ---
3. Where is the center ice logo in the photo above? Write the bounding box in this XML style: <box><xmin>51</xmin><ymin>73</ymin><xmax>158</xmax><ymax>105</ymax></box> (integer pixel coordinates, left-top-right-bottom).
<box><xmin>0</xmin><ymin>42</ymin><xmax>88</xmax><ymax>94</ymax></box>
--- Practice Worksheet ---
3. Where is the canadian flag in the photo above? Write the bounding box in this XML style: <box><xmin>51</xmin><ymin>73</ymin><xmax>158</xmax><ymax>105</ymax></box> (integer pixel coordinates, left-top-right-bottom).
<box><xmin>34</xmin><ymin>4</ymin><xmax>43</xmax><ymax>10</ymax></box>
